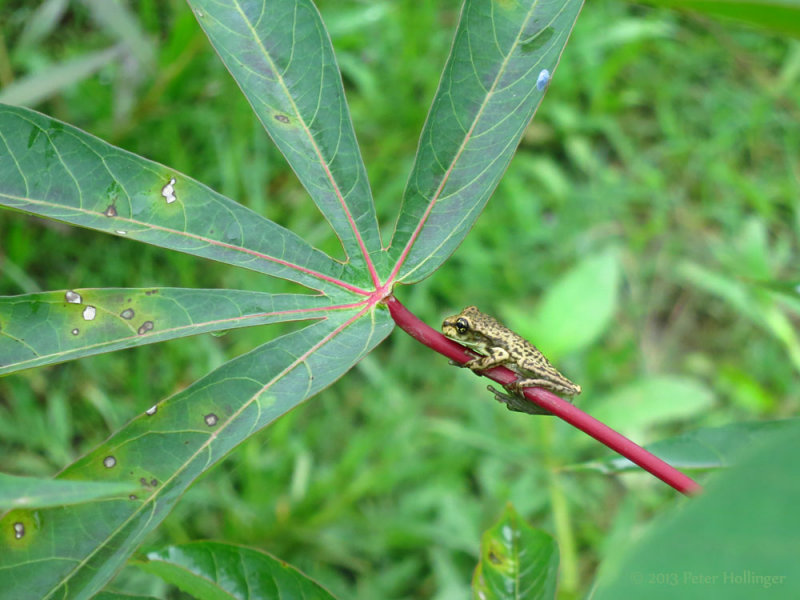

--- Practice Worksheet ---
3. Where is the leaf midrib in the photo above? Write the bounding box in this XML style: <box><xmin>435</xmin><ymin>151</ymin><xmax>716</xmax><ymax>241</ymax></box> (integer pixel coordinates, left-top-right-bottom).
<box><xmin>44</xmin><ymin>307</ymin><xmax>370</xmax><ymax>599</ymax></box>
<box><xmin>387</xmin><ymin>0</ymin><xmax>563</xmax><ymax>283</ymax></box>
<box><xmin>227</xmin><ymin>0</ymin><xmax>381</xmax><ymax>288</ymax></box>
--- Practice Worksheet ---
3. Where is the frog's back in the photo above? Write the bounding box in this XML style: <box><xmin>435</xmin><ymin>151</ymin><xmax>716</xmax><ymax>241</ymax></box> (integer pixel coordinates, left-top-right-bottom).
<box><xmin>462</xmin><ymin>306</ymin><xmax>515</xmax><ymax>345</ymax></box>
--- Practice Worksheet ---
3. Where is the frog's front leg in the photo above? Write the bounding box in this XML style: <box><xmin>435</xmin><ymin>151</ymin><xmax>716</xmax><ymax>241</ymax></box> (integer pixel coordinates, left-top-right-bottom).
<box><xmin>486</xmin><ymin>385</ymin><xmax>552</xmax><ymax>415</ymax></box>
<box><xmin>463</xmin><ymin>346</ymin><xmax>510</xmax><ymax>372</ymax></box>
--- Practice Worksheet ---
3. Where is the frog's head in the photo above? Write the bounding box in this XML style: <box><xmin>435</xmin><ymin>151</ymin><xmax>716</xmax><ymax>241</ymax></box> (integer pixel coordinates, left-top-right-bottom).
<box><xmin>441</xmin><ymin>306</ymin><xmax>485</xmax><ymax>345</ymax></box>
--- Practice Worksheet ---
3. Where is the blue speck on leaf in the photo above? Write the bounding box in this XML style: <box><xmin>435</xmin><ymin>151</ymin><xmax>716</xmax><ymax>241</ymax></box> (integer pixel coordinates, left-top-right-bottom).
<box><xmin>536</xmin><ymin>69</ymin><xmax>551</xmax><ymax>91</ymax></box>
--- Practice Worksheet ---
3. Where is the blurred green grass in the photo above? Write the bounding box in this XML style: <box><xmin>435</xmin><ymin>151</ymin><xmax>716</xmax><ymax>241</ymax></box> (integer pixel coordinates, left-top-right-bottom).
<box><xmin>1</xmin><ymin>0</ymin><xmax>799</xmax><ymax>598</ymax></box>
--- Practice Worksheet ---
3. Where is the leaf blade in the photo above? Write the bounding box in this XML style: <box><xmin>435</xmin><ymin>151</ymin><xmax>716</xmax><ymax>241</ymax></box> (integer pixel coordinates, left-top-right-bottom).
<box><xmin>0</xmin><ymin>308</ymin><xmax>393</xmax><ymax>600</ymax></box>
<box><xmin>0</xmin><ymin>288</ymin><xmax>354</xmax><ymax>375</ymax></box>
<box><xmin>0</xmin><ymin>104</ymin><xmax>365</xmax><ymax>296</ymax></box>
<box><xmin>637</xmin><ymin>0</ymin><xmax>800</xmax><ymax>38</ymax></box>
<box><xmin>188</xmin><ymin>0</ymin><xmax>383</xmax><ymax>280</ymax></box>
<box><xmin>141</xmin><ymin>541</ymin><xmax>338</xmax><ymax>600</ymax></box>
<box><xmin>389</xmin><ymin>0</ymin><xmax>584</xmax><ymax>283</ymax></box>
<box><xmin>593</xmin><ymin>421</ymin><xmax>800</xmax><ymax>600</ymax></box>
<box><xmin>472</xmin><ymin>503</ymin><xmax>559</xmax><ymax>600</ymax></box>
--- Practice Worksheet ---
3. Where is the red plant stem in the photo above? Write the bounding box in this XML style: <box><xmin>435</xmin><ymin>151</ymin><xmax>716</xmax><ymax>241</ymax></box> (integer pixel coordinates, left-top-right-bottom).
<box><xmin>384</xmin><ymin>295</ymin><xmax>702</xmax><ymax>496</ymax></box>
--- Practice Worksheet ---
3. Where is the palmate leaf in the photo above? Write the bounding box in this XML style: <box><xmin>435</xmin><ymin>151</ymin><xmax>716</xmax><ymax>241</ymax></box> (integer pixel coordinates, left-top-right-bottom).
<box><xmin>0</xmin><ymin>105</ymin><xmax>367</xmax><ymax>297</ymax></box>
<box><xmin>141</xmin><ymin>542</ymin><xmax>338</xmax><ymax>599</ymax></box>
<box><xmin>0</xmin><ymin>287</ymin><xmax>349</xmax><ymax>375</ymax></box>
<box><xmin>0</xmin><ymin>0</ymin><xmax>587</xmax><ymax>597</ymax></box>
<box><xmin>188</xmin><ymin>0</ymin><xmax>384</xmax><ymax>283</ymax></box>
<box><xmin>388</xmin><ymin>0</ymin><xmax>583</xmax><ymax>283</ymax></box>
<box><xmin>0</xmin><ymin>308</ymin><xmax>393</xmax><ymax>599</ymax></box>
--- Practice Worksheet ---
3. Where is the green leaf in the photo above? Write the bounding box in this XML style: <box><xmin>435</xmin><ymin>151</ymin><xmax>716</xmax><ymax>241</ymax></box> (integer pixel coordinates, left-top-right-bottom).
<box><xmin>593</xmin><ymin>420</ymin><xmax>800</xmax><ymax>599</ymax></box>
<box><xmin>0</xmin><ymin>288</ymin><xmax>338</xmax><ymax>375</ymax></box>
<box><xmin>472</xmin><ymin>503</ymin><xmax>559</xmax><ymax>600</ymax></box>
<box><xmin>17</xmin><ymin>0</ymin><xmax>70</xmax><ymax>50</ymax></box>
<box><xmin>389</xmin><ymin>0</ymin><xmax>584</xmax><ymax>283</ymax></box>
<box><xmin>635</xmin><ymin>0</ymin><xmax>800</xmax><ymax>38</ymax></box>
<box><xmin>0</xmin><ymin>309</ymin><xmax>393</xmax><ymax>599</ymax></box>
<box><xmin>678</xmin><ymin>261</ymin><xmax>800</xmax><ymax>371</ymax></box>
<box><xmin>579</xmin><ymin>420</ymin><xmax>800</xmax><ymax>474</ymax></box>
<box><xmin>0</xmin><ymin>473</ymin><xmax>136</xmax><ymax>509</ymax></box>
<box><xmin>82</xmin><ymin>0</ymin><xmax>155</xmax><ymax>68</ymax></box>
<box><xmin>0</xmin><ymin>48</ymin><xmax>122</xmax><ymax>107</ymax></box>
<box><xmin>503</xmin><ymin>248</ymin><xmax>620</xmax><ymax>360</ymax></box>
<box><xmin>0</xmin><ymin>104</ymin><xmax>364</xmax><ymax>296</ymax></box>
<box><xmin>141</xmin><ymin>541</ymin><xmax>337</xmax><ymax>600</ymax></box>
<box><xmin>188</xmin><ymin>0</ymin><xmax>383</xmax><ymax>279</ymax></box>
<box><xmin>93</xmin><ymin>594</ymin><xmax>160</xmax><ymax>600</ymax></box>
<box><xmin>587</xmin><ymin>376</ymin><xmax>715</xmax><ymax>439</ymax></box>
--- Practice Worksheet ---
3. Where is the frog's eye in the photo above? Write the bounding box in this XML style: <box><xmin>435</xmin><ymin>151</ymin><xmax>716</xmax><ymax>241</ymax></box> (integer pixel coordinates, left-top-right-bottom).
<box><xmin>455</xmin><ymin>318</ymin><xmax>469</xmax><ymax>335</ymax></box>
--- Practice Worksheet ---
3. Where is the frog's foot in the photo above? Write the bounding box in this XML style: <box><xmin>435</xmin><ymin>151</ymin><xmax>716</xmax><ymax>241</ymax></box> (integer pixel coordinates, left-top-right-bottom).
<box><xmin>448</xmin><ymin>358</ymin><xmax>481</xmax><ymax>373</ymax></box>
<box><xmin>486</xmin><ymin>385</ymin><xmax>552</xmax><ymax>416</ymax></box>
<box><xmin>449</xmin><ymin>358</ymin><xmax>489</xmax><ymax>378</ymax></box>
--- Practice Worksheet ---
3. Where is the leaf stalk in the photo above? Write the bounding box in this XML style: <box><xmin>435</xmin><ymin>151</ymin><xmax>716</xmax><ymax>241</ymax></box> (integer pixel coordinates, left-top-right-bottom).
<box><xmin>384</xmin><ymin>295</ymin><xmax>702</xmax><ymax>496</ymax></box>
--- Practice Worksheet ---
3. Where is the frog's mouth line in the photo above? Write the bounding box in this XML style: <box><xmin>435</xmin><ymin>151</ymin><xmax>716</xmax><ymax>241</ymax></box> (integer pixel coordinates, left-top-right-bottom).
<box><xmin>440</xmin><ymin>332</ymin><xmax>488</xmax><ymax>355</ymax></box>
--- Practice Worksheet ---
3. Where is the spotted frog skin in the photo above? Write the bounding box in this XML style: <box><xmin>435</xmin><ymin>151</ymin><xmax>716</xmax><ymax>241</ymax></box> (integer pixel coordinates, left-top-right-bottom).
<box><xmin>442</xmin><ymin>306</ymin><xmax>581</xmax><ymax>415</ymax></box>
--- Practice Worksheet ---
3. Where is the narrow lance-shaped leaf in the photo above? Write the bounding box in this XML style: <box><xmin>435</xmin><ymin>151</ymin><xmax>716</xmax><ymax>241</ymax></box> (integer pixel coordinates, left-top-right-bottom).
<box><xmin>141</xmin><ymin>542</ymin><xmax>338</xmax><ymax>600</ymax></box>
<box><xmin>389</xmin><ymin>0</ymin><xmax>583</xmax><ymax>283</ymax></box>
<box><xmin>189</xmin><ymin>0</ymin><xmax>384</xmax><ymax>282</ymax></box>
<box><xmin>0</xmin><ymin>308</ymin><xmax>393</xmax><ymax>599</ymax></box>
<box><xmin>0</xmin><ymin>104</ymin><xmax>368</xmax><ymax>296</ymax></box>
<box><xmin>0</xmin><ymin>287</ymin><xmax>354</xmax><ymax>375</ymax></box>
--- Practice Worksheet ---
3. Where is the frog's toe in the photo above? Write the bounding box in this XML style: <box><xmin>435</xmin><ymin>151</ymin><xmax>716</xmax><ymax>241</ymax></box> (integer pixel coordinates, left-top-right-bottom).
<box><xmin>486</xmin><ymin>385</ymin><xmax>551</xmax><ymax>416</ymax></box>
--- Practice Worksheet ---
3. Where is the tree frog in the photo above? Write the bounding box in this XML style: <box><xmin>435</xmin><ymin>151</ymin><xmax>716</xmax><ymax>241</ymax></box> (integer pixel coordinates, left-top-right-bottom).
<box><xmin>442</xmin><ymin>306</ymin><xmax>581</xmax><ymax>415</ymax></box>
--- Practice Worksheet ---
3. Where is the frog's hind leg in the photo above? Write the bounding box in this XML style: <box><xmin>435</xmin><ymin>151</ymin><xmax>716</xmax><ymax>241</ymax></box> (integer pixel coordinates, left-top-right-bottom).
<box><xmin>510</xmin><ymin>377</ymin><xmax>580</xmax><ymax>398</ymax></box>
<box><xmin>486</xmin><ymin>385</ymin><xmax>552</xmax><ymax>415</ymax></box>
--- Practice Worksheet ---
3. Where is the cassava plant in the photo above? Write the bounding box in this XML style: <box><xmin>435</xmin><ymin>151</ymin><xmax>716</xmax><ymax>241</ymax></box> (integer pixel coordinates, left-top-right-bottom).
<box><xmin>0</xmin><ymin>0</ymin><xmax>703</xmax><ymax>598</ymax></box>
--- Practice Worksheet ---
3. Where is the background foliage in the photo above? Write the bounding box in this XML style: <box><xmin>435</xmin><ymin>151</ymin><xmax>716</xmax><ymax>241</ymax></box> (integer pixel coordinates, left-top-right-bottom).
<box><xmin>1</xmin><ymin>0</ymin><xmax>798</xmax><ymax>598</ymax></box>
